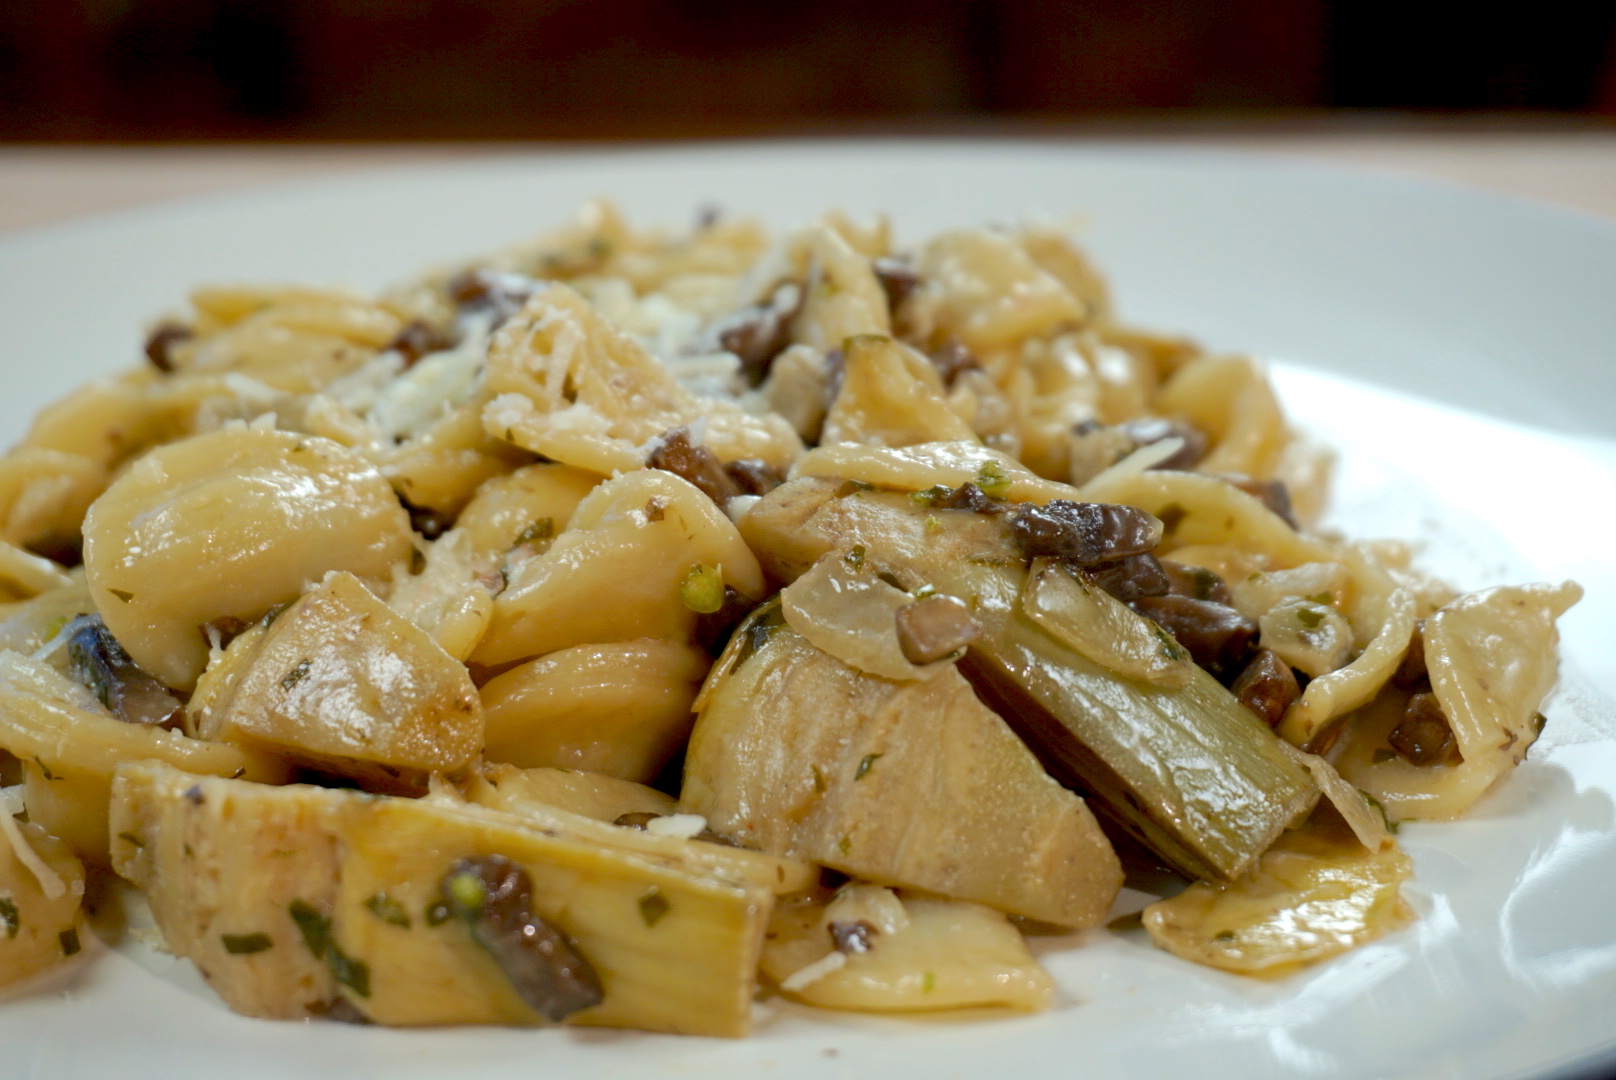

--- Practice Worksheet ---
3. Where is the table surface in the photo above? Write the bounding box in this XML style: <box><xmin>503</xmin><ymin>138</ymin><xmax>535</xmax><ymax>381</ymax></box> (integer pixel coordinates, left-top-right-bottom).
<box><xmin>2</xmin><ymin>130</ymin><xmax>1615</xmax><ymax>236</ymax></box>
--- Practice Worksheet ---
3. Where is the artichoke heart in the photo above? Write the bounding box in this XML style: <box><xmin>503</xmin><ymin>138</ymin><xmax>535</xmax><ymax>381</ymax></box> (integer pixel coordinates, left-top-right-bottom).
<box><xmin>682</xmin><ymin>601</ymin><xmax>1122</xmax><ymax>929</ymax></box>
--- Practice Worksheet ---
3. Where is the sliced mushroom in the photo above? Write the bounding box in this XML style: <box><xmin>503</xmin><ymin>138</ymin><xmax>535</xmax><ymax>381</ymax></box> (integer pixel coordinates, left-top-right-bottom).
<box><xmin>439</xmin><ymin>854</ymin><xmax>604</xmax><ymax>1023</ymax></box>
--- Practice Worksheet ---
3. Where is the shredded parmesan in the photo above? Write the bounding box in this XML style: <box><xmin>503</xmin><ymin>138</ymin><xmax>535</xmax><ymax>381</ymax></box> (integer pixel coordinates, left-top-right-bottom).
<box><xmin>646</xmin><ymin>813</ymin><xmax>708</xmax><ymax>839</ymax></box>
<box><xmin>779</xmin><ymin>949</ymin><xmax>847</xmax><ymax>992</ymax></box>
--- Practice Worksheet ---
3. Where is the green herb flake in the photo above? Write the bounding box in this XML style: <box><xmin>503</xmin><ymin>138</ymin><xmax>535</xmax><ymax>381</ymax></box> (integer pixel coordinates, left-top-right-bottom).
<box><xmin>59</xmin><ymin>928</ymin><xmax>80</xmax><ymax>957</ymax></box>
<box><xmin>679</xmin><ymin>563</ymin><xmax>725</xmax><ymax>614</ymax></box>
<box><xmin>364</xmin><ymin>892</ymin><xmax>412</xmax><ymax>928</ymax></box>
<box><xmin>921</xmin><ymin>971</ymin><xmax>936</xmax><ymax>994</ymax></box>
<box><xmin>1213</xmin><ymin>930</ymin><xmax>1237</xmax><ymax>943</ymax></box>
<box><xmin>908</xmin><ymin>485</ymin><xmax>951</xmax><ymax>507</ymax></box>
<box><xmin>974</xmin><ymin>460</ymin><xmax>1012</xmax><ymax>499</ymax></box>
<box><xmin>117</xmin><ymin>831</ymin><xmax>144</xmax><ymax>848</ymax></box>
<box><xmin>810</xmin><ymin>765</ymin><xmax>827</xmax><ymax>794</ymax></box>
<box><xmin>1359</xmin><ymin>789</ymin><xmax>1398</xmax><ymax>833</ymax></box>
<box><xmin>515</xmin><ymin>518</ymin><xmax>554</xmax><ymax>546</ymax></box>
<box><xmin>924</xmin><ymin>514</ymin><xmax>943</xmax><ymax>534</ymax></box>
<box><xmin>855</xmin><ymin>753</ymin><xmax>882</xmax><ymax>780</ymax></box>
<box><xmin>843</xmin><ymin>544</ymin><xmax>867</xmax><ymax>570</ymax></box>
<box><xmin>638</xmin><ymin>887</ymin><xmax>671</xmax><ymax>928</ymax></box>
<box><xmin>837</xmin><ymin>836</ymin><xmax>852</xmax><ymax>856</ymax></box>
<box><xmin>834</xmin><ymin>478</ymin><xmax>875</xmax><ymax>498</ymax></box>
<box><xmin>1297</xmin><ymin>607</ymin><xmax>1325</xmax><ymax>630</ymax></box>
<box><xmin>33</xmin><ymin>758</ymin><xmax>58</xmax><ymax>781</ymax></box>
<box><xmin>288</xmin><ymin>899</ymin><xmax>331</xmax><ymax>957</ymax></box>
<box><xmin>425</xmin><ymin>901</ymin><xmax>454</xmax><ymax>927</ymax></box>
<box><xmin>0</xmin><ymin>898</ymin><xmax>19</xmax><ymax>940</ymax></box>
<box><xmin>280</xmin><ymin>658</ymin><xmax>312</xmax><ymax>691</ymax></box>
<box><xmin>221</xmin><ymin>932</ymin><xmax>274</xmax><ymax>955</ymax></box>
<box><xmin>1306</xmin><ymin>592</ymin><xmax>1334</xmax><ymax>606</ymax></box>
<box><xmin>109</xmin><ymin>588</ymin><xmax>135</xmax><ymax>604</ymax></box>
<box><xmin>325</xmin><ymin>947</ymin><xmax>371</xmax><ymax>998</ymax></box>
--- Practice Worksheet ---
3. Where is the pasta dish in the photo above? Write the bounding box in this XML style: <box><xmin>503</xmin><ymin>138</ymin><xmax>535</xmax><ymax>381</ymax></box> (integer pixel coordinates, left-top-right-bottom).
<box><xmin>0</xmin><ymin>202</ymin><xmax>1579</xmax><ymax>1033</ymax></box>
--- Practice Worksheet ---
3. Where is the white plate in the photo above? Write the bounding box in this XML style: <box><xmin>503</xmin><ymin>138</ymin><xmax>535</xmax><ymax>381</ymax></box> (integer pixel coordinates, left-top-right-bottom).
<box><xmin>2</xmin><ymin>142</ymin><xmax>1614</xmax><ymax>1080</ymax></box>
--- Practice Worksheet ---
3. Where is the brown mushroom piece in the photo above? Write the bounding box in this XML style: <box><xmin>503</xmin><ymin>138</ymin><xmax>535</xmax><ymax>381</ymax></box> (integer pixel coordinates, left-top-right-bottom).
<box><xmin>1229</xmin><ymin>649</ymin><xmax>1302</xmax><ymax>728</ymax></box>
<box><xmin>64</xmin><ymin>615</ymin><xmax>183</xmax><ymax>729</ymax></box>
<box><xmin>439</xmin><ymin>855</ymin><xmax>604</xmax><ymax>1023</ymax></box>
<box><xmin>894</xmin><ymin>594</ymin><xmax>981</xmax><ymax>665</ymax></box>
<box><xmin>1007</xmin><ymin>500</ymin><xmax>1163</xmax><ymax>565</ymax></box>
<box><xmin>1388</xmin><ymin>692</ymin><xmax>1462</xmax><ymax>767</ymax></box>
<box><xmin>645</xmin><ymin>427</ymin><xmax>742</xmax><ymax>505</ymax></box>
<box><xmin>1129</xmin><ymin>594</ymin><xmax>1259</xmax><ymax>679</ymax></box>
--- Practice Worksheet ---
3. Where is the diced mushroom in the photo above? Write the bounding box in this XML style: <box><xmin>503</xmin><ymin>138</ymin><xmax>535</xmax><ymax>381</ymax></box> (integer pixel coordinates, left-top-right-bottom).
<box><xmin>1085</xmin><ymin>553</ymin><xmax>1171</xmax><ymax>604</ymax></box>
<box><xmin>446</xmin><ymin>268</ymin><xmax>540</xmax><ymax>325</ymax></box>
<box><xmin>1388</xmin><ymin>692</ymin><xmax>1461</xmax><ymax>767</ymax></box>
<box><xmin>926</xmin><ymin>339</ymin><xmax>981</xmax><ymax>386</ymax></box>
<box><xmin>143</xmin><ymin>322</ymin><xmax>193</xmax><ymax>373</ymax></box>
<box><xmin>722</xmin><ymin>459</ymin><xmax>786</xmax><ymax>497</ymax></box>
<box><xmin>388</xmin><ymin>319</ymin><xmax>452</xmax><ymax>369</ymax></box>
<box><xmin>1007</xmin><ymin>500</ymin><xmax>1162</xmax><ymax>565</ymax></box>
<box><xmin>1215</xmin><ymin>474</ymin><xmax>1299</xmax><ymax>530</ymax></box>
<box><xmin>931</xmin><ymin>482</ymin><xmax>1006</xmax><ymax>514</ymax></box>
<box><xmin>64</xmin><ymin>615</ymin><xmax>183</xmax><ymax>729</ymax></box>
<box><xmin>439</xmin><ymin>854</ymin><xmax>604</xmax><ymax>1023</ymax></box>
<box><xmin>646</xmin><ymin>428</ymin><xmax>743</xmax><ymax>505</ymax></box>
<box><xmin>1230</xmin><ymin>649</ymin><xmax>1301</xmax><ymax>727</ymax></box>
<box><xmin>1392</xmin><ymin>619</ymin><xmax>1429</xmax><ymax>689</ymax></box>
<box><xmin>717</xmin><ymin>282</ymin><xmax>803</xmax><ymax>387</ymax></box>
<box><xmin>871</xmin><ymin>257</ymin><xmax>921</xmax><ymax>312</ymax></box>
<box><xmin>1130</xmin><ymin>595</ymin><xmax>1259</xmax><ymax>678</ymax></box>
<box><xmin>894</xmin><ymin>594</ymin><xmax>981</xmax><ymax>665</ymax></box>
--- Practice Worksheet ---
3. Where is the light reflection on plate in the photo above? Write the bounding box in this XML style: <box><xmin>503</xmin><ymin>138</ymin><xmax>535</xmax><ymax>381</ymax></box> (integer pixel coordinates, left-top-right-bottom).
<box><xmin>1</xmin><ymin>142</ymin><xmax>1613</xmax><ymax>1080</ymax></box>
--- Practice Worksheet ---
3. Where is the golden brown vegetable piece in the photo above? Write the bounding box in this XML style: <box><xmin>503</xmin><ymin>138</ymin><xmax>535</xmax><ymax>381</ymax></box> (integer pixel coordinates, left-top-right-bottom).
<box><xmin>191</xmin><ymin>571</ymin><xmax>482</xmax><ymax>784</ymax></box>
<box><xmin>81</xmin><ymin>426</ymin><xmax>413</xmax><ymax>690</ymax></box>
<box><xmin>683</xmin><ymin>604</ymin><xmax>1121</xmax><ymax>928</ymax></box>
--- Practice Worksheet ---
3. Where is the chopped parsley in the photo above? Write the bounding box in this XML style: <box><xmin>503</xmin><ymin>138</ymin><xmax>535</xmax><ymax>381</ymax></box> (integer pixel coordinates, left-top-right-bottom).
<box><xmin>221</xmin><ymin>932</ymin><xmax>274</xmax><ymax>955</ymax></box>
<box><xmin>280</xmin><ymin>658</ymin><xmax>312</xmax><ymax>691</ymax></box>
<box><xmin>974</xmin><ymin>460</ymin><xmax>1012</xmax><ymax>499</ymax></box>
<box><xmin>363</xmin><ymin>892</ymin><xmax>412</xmax><ymax>928</ymax></box>
<box><xmin>843</xmin><ymin>544</ymin><xmax>867</xmax><ymax>570</ymax></box>
<box><xmin>638</xmin><ymin>888</ymin><xmax>671</xmax><ymax>928</ymax></box>
<box><xmin>855</xmin><ymin>753</ymin><xmax>882</xmax><ymax>780</ymax></box>
<box><xmin>0</xmin><ymin>897</ymin><xmax>19</xmax><ymax>940</ymax></box>
<box><xmin>108</xmin><ymin>589</ymin><xmax>134</xmax><ymax>604</ymax></box>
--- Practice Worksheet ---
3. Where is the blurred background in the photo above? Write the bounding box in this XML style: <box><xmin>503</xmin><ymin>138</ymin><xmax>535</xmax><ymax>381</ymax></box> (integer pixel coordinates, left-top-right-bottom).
<box><xmin>4</xmin><ymin>0</ymin><xmax>1615</xmax><ymax>140</ymax></box>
